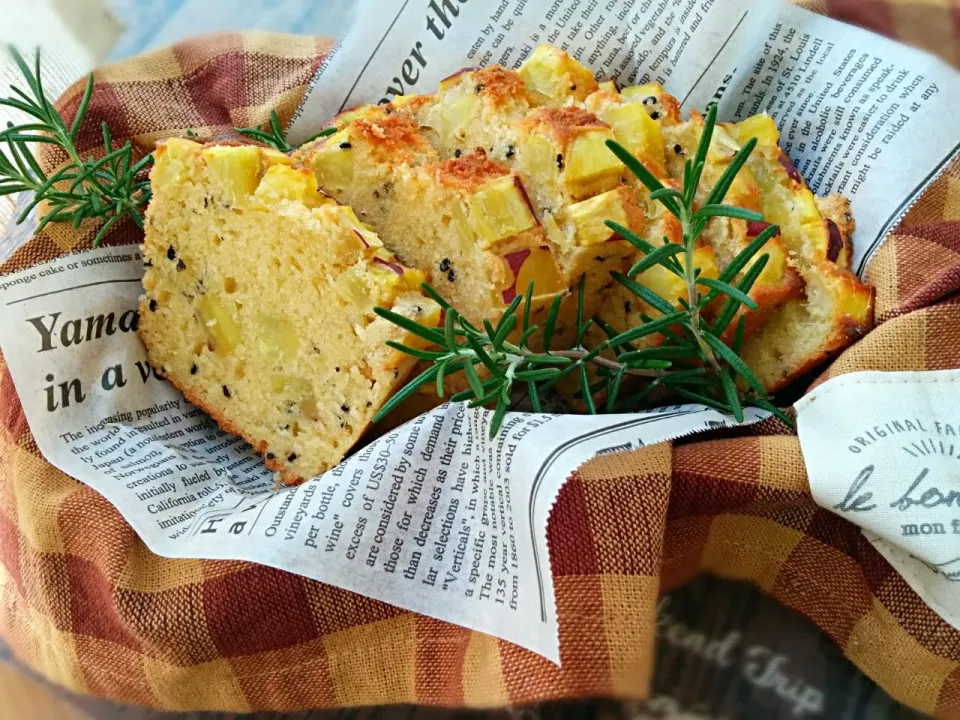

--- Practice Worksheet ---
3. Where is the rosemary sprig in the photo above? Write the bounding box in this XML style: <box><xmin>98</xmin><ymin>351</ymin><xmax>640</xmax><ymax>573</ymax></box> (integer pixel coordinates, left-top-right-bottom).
<box><xmin>0</xmin><ymin>47</ymin><xmax>152</xmax><ymax>245</ymax></box>
<box><xmin>236</xmin><ymin>109</ymin><xmax>335</xmax><ymax>152</ymax></box>
<box><xmin>0</xmin><ymin>48</ymin><xmax>335</xmax><ymax>245</ymax></box>
<box><xmin>374</xmin><ymin>104</ymin><xmax>792</xmax><ymax>436</ymax></box>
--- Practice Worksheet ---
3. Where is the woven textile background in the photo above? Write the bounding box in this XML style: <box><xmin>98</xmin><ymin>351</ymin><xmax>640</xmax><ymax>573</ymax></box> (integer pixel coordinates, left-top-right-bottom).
<box><xmin>0</xmin><ymin>4</ymin><xmax>959</xmax><ymax>716</ymax></box>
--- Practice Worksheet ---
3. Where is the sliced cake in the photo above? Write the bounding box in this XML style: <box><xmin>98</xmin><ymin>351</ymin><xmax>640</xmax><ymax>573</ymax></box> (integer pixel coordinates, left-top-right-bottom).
<box><xmin>292</xmin><ymin>45</ymin><xmax>872</xmax><ymax>408</ymax></box>
<box><xmin>139</xmin><ymin>138</ymin><xmax>440</xmax><ymax>484</ymax></box>
<box><xmin>733</xmin><ymin>115</ymin><xmax>874</xmax><ymax>391</ymax></box>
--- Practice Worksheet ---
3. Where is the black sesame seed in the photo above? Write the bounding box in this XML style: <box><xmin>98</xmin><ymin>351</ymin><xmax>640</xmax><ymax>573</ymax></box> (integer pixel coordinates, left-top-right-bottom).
<box><xmin>570</xmin><ymin>83</ymin><xmax>577</xmax><ymax>91</ymax></box>
<box><xmin>266</xmin><ymin>452</ymin><xmax>275</xmax><ymax>460</ymax></box>
<box><xmin>650</xmin><ymin>111</ymin><xmax>661</xmax><ymax>120</ymax></box>
<box><xmin>148</xmin><ymin>299</ymin><xmax>158</xmax><ymax>312</ymax></box>
<box><xmin>190</xmin><ymin>363</ymin><xmax>198</xmax><ymax>375</ymax></box>
<box><xmin>340</xmin><ymin>422</ymin><xmax>346</xmax><ymax>429</ymax></box>
<box><xmin>287</xmin><ymin>453</ymin><xmax>297</xmax><ymax>462</ymax></box>
<box><xmin>366</xmin><ymin>401</ymin><xmax>373</xmax><ymax>407</ymax></box>
<box><xmin>447</xmin><ymin>269</ymin><xmax>456</xmax><ymax>282</ymax></box>
<box><xmin>455</xmin><ymin>149</ymin><xmax>462</xmax><ymax>158</ymax></box>
<box><xmin>624</xmin><ymin>301</ymin><xmax>632</xmax><ymax>314</ymax></box>
<box><xmin>167</xmin><ymin>245</ymin><xmax>176</xmax><ymax>260</ymax></box>
<box><xmin>384</xmin><ymin>106</ymin><xmax>393</xmax><ymax>115</ymax></box>
<box><xmin>475</xmin><ymin>83</ymin><xmax>485</xmax><ymax>93</ymax></box>
<box><xmin>674</xmin><ymin>144</ymin><xmax>683</xmax><ymax>155</ymax></box>
<box><xmin>176</xmin><ymin>258</ymin><xmax>187</xmax><ymax>271</ymax></box>
<box><xmin>373</xmin><ymin>190</ymin><xmax>380</xmax><ymax>199</ymax></box>
<box><xmin>222</xmin><ymin>385</ymin><xmax>231</xmax><ymax>398</ymax></box>
<box><xmin>643</xmin><ymin>96</ymin><xmax>657</xmax><ymax>105</ymax></box>
<box><xmin>341</xmin><ymin>404</ymin><xmax>350</xmax><ymax>412</ymax></box>
<box><xmin>556</xmin><ymin>153</ymin><xmax>564</xmax><ymax>171</ymax></box>
<box><xmin>415</xmin><ymin>305</ymin><xmax>422</xmax><ymax>313</ymax></box>
<box><xmin>203</xmin><ymin>196</ymin><xmax>210</xmax><ymax>208</ymax></box>
<box><xmin>505</xmin><ymin>145</ymin><xmax>515</xmax><ymax>159</ymax></box>
<box><xmin>335</xmin><ymin>366</ymin><xmax>341</xmax><ymax>372</ymax></box>
<box><xmin>144</xmin><ymin>259</ymin><xmax>153</xmax><ymax>267</ymax></box>
<box><xmin>439</xmin><ymin>258</ymin><xmax>451</xmax><ymax>272</ymax></box>
<box><xmin>339</xmin><ymin>141</ymin><xmax>352</xmax><ymax>149</ymax></box>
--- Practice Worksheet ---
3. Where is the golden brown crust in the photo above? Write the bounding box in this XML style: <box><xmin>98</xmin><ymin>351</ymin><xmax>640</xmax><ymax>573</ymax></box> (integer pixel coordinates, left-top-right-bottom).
<box><xmin>430</xmin><ymin>150</ymin><xmax>511</xmax><ymax>191</ymax></box>
<box><xmin>520</xmin><ymin>106</ymin><xmax>609</xmax><ymax>147</ymax></box>
<box><xmin>199</xmin><ymin>138</ymin><xmax>255</xmax><ymax>150</ymax></box>
<box><xmin>348</xmin><ymin>114</ymin><xmax>432</xmax><ymax>163</ymax></box>
<box><xmin>665</xmin><ymin>214</ymin><xmax>683</xmax><ymax>244</ymax></box>
<box><xmin>585</xmin><ymin>88</ymin><xmax>622</xmax><ymax>110</ymax></box>
<box><xmin>619</xmin><ymin>186</ymin><xmax>646</xmax><ymax>232</ymax></box>
<box><xmin>657</xmin><ymin>92</ymin><xmax>682</xmax><ymax>125</ymax></box>
<box><xmin>471</xmin><ymin>65</ymin><xmax>533</xmax><ymax>107</ymax></box>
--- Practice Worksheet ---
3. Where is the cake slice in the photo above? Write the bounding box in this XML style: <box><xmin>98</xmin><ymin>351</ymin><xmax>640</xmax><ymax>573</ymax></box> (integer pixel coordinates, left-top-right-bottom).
<box><xmin>740</xmin><ymin>259</ymin><xmax>874</xmax><ymax>392</ymax></box>
<box><xmin>139</xmin><ymin>138</ymin><xmax>440</xmax><ymax>484</ymax></box>
<box><xmin>734</xmin><ymin>115</ymin><xmax>874</xmax><ymax>392</ymax></box>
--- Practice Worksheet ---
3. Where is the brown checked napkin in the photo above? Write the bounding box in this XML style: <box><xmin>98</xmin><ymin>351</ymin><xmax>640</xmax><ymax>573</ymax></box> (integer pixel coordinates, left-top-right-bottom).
<box><xmin>1</xmin><ymin>5</ymin><xmax>959</xmax><ymax>715</ymax></box>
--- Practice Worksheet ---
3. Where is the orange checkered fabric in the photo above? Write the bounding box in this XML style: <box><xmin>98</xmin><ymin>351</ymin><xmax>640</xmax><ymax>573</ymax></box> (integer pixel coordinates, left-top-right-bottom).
<box><xmin>1</xmin><ymin>9</ymin><xmax>959</xmax><ymax>717</ymax></box>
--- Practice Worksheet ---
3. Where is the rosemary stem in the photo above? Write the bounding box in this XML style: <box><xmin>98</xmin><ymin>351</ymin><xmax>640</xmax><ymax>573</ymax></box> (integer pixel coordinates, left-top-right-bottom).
<box><xmin>680</xmin><ymin>211</ymin><xmax>722</xmax><ymax>375</ymax></box>
<box><xmin>549</xmin><ymin>349</ymin><xmax>667</xmax><ymax>378</ymax></box>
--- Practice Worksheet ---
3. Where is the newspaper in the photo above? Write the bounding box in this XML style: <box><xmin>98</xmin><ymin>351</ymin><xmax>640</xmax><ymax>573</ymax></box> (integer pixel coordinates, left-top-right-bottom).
<box><xmin>2</xmin><ymin>0</ymin><xmax>960</xmax><ymax>662</ymax></box>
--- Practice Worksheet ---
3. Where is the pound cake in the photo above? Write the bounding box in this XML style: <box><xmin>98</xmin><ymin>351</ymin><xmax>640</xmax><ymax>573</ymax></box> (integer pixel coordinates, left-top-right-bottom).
<box><xmin>142</xmin><ymin>45</ymin><xmax>874</xmax><ymax>456</ymax></box>
<box><xmin>139</xmin><ymin>138</ymin><xmax>440</xmax><ymax>484</ymax></box>
<box><xmin>295</xmin><ymin>45</ymin><xmax>873</xmax><ymax>402</ymax></box>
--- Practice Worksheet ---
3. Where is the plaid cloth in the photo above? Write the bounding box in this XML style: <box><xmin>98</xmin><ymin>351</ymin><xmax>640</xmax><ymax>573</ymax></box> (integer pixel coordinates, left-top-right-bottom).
<box><xmin>1</xmin><ymin>8</ymin><xmax>959</xmax><ymax>715</ymax></box>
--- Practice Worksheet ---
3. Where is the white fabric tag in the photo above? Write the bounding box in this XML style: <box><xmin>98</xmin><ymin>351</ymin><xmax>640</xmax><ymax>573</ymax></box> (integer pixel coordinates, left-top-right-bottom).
<box><xmin>796</xmin><ymin>370</ymin><xmax>960</xmax><ymax>630</ymax></box>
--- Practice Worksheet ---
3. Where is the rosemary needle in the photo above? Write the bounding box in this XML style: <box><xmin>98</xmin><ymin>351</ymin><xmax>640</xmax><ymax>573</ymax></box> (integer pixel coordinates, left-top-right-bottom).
<box><xmin>236</xmin><ymin>109</ymin><xmax>335</xmax><ymax>152</ymax></box>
